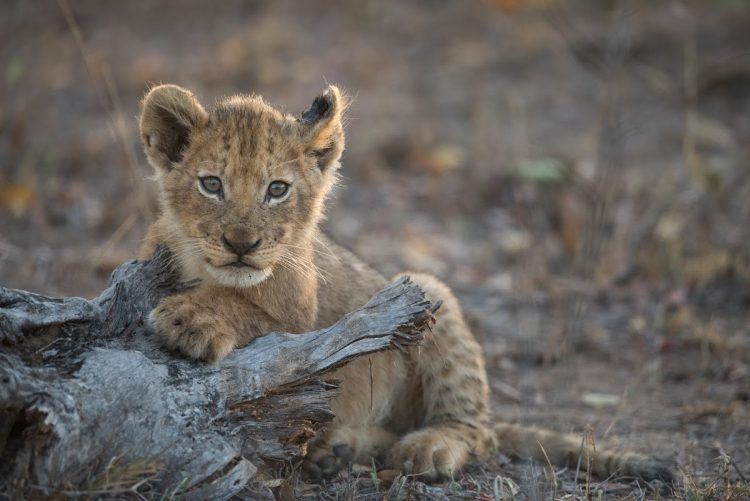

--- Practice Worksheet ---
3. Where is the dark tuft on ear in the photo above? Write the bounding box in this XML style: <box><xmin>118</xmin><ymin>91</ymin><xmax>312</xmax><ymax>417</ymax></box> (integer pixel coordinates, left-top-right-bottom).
<box><xmin>300</xmin><ymin>95</ymin><xmax>332</xmax><ymax>124</ymax></box>
<box><xmin>140</xmin><ymin>84</ymin><xmax>208</xmax><ymax>171</ymax></box>
<box><xmin>299</xmin><ymin>85</ymin><xmax>347</xmax><ymax>171</ymax></box>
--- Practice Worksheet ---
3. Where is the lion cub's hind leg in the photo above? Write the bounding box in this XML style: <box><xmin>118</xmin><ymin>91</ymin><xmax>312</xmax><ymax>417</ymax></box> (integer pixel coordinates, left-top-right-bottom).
<box><xmin>387</xmin><ymin>273</ymin><xmax>491</xmax><ymax>480</ymax></box>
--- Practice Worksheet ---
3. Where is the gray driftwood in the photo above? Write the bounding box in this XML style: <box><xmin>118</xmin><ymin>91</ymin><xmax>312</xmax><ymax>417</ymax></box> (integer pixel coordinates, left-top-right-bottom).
<box><xmin>0</xmin><ymin>247</ymin><xmax>433</xmax><ymax>499</ymax></box>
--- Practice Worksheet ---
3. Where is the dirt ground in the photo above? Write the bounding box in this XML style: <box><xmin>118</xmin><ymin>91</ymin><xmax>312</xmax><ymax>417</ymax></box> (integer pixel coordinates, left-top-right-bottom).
<box><xmin>1</xmin><ymin>0</ymin><xmax>749</xmax><ymax>499</ymax></box>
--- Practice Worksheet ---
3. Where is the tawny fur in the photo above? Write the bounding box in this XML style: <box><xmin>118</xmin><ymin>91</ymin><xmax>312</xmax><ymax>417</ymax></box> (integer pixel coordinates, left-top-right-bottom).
<box><xmin>137</xmin><ymin>84</ymin><xmax>674</xmax><ymax>482</ymax></box>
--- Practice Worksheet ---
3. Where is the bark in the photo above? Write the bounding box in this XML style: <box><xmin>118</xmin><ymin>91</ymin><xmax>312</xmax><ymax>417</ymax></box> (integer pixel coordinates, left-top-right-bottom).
<box><xmin>0</xmin><ymin>246</ymin><xmax>433</xmax><ymax>499</ymax></box>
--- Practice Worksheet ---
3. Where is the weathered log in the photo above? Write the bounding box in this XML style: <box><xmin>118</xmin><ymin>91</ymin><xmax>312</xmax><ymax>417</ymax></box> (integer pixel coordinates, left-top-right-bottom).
<box><xmin>0</xmin><ymin>247</ymin><xmax>433</xmax><ymax>499</ymax></box>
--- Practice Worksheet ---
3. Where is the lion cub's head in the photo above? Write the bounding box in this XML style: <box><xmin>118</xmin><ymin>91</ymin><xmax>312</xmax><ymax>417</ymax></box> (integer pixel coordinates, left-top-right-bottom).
<box><xmin>139</xmin><ymin>84</ymin><xmax>346</xmax><ymax>287</ymax></box>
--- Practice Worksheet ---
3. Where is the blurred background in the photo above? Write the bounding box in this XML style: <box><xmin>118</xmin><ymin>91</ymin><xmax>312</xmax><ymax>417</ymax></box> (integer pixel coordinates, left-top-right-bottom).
<box><xmin>1</xmin><ymin>0</ymin><xmax>749</xmax><ymax>497</ymax></box>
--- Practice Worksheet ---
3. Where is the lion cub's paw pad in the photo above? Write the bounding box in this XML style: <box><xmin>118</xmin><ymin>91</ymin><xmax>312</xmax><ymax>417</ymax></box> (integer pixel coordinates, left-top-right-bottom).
<box><xmin>303</xmin><ymin>443</ymin><xmax>353</xmax><ymax>479</ymax></box>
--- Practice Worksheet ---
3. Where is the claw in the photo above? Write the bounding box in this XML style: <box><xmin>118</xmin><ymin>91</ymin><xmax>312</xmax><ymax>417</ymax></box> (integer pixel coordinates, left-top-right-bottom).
<box><xmin>430</xmin><ymin>299</ymin><xmax>443</xmax><ymax>314</ymax></box>
<box><xmin>333</xmin><ymin>444</ymin><xmax>353</xmax><ymax>462</ymax></box>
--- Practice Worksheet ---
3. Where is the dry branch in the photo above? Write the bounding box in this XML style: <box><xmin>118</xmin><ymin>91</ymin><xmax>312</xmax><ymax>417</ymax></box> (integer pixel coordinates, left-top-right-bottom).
<box><xmin>0</xmin><ymin>247</ymin><xmax>433</xmax><ymax>499</ymax></box>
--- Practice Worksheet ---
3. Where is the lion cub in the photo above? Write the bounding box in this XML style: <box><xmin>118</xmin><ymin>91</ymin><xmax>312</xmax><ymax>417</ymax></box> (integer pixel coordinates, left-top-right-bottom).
<box><xmin>137</xmin><ymin>84</ymin><xmax>674</xmax><ymax>482</ymax></box>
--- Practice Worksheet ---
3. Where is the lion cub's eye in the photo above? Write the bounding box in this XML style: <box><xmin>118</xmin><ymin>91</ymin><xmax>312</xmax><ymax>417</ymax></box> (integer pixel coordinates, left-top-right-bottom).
<box><xmin>267</xmin><ymin>181</ymin><xmax>289</xmax><ymax>199</ymax></box>
<box><xmin>199</xmin><ymin>176</ymin><xmax>223</xmax><ymax>197</ymax></box>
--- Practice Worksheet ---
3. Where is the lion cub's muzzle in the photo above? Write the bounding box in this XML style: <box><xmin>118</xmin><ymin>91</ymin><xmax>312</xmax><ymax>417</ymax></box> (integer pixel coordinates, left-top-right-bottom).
<box><xmin>213</xmin><ymin>225</ymin><xmax>267</xmax><ymax>269</ymax></box>
<box><xmin>221</xmin><ymin>226</ymin><xmax>262</xmax><ymax>256</ymax></box>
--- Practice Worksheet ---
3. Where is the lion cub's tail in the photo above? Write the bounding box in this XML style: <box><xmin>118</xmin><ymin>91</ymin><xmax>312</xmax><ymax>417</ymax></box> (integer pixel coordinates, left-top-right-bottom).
<box><xmin>493</xmin><ymin>423</ymin><xmax>675</xmax><ymax>483</ymax></box>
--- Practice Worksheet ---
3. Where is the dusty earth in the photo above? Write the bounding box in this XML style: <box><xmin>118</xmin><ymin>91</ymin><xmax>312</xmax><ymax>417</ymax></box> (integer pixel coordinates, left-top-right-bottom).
<box><xmin>1</xmin><ymin>1</ymin><xmax>749</xmax><ymax>499</ymax></box>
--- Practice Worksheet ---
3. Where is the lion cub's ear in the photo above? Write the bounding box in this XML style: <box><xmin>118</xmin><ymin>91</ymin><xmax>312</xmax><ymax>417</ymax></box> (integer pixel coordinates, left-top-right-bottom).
<box><xmin>299</xmin><ymin>85</ymin><xmax>347</xmax><ymax>170</ymax></box>
<box><xmin>140</xmin><ymin>84</ymin><xmax>208</xmax><ymax>171</ymax></box>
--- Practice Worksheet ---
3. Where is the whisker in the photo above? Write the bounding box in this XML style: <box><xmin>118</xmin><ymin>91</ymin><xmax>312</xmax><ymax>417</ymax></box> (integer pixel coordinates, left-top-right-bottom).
<box><xmin>313</xmin><ymin>235</ymin><xmax>340</xmax><ymax>260</ymax></box>
<box><xmin>277</xmin><ymin>243</ymin><xmax>339</xmax><ymax>260</ymax></box>
<box><xmin>278</xmin><ymin>249</ymin><xmax>329</xmax><ymax>284</ymax></box>
<box><xmin>277</xmin><ymin>254</ymin><xmax>326</xmax><ymax>284</ymax></box>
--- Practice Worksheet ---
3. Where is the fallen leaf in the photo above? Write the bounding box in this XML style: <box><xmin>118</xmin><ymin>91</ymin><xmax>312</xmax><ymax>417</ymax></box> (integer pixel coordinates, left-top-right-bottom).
<box><xmin>0</xmin><ymin>185</ymin><xmax>37</xmax><ymax>216</ymax></box>
<box><xmin>581</xmin><ymin>392</ymin><xmax>620</xmax><ymax>407</ymax></box>
<box><xmin>515</xmin><ymin>157</ymin><xmax>570</xmax><ymax>183</ymax></box>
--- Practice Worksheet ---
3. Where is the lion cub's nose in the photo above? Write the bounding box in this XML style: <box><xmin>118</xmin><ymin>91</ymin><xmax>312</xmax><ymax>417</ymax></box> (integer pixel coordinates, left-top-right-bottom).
<box><xmin>221</xmin><ymin>230</ymin><xmax>262</xmax><ymax>256</ymax></box>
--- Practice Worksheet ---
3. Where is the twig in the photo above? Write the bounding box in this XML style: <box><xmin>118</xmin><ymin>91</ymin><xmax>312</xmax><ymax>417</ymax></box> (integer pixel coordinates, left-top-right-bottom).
<box><xmin>536</xmin><ymin>440</ymin><xmax>558</xmax><ymax>499</ymax></box>
<box><xmin>94</xmin><ymin>211</ymin><xmax>139</xmax><ymax>265</ymax></box>
<box><xmin>603</xmin><ymin>386</ymin><xmax>629</xmax><ymax>437</ymax></box>
<box><xmin>55</xmin><ymin>0</ymin><xmax>151</xmax><ymax>222</ymax></box>
<box><xmin>714</xmin><ymin>443</ymin><xmax>748</xmax><ymax>483</ymax></box>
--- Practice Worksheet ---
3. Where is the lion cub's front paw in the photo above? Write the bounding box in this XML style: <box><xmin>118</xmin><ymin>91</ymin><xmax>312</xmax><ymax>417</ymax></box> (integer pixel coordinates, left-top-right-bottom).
<box><xmin>150</xmin><ymin>295</ymin><xmax>237</xmax><ymax>362</ymax></box>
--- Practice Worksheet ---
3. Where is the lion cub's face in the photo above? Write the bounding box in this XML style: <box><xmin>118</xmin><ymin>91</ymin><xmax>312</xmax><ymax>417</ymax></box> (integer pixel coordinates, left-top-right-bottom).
<box><xmin>140</xmin><ymin>85</ymin><xmax>345</xmax><ymax>287</ymax></box>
